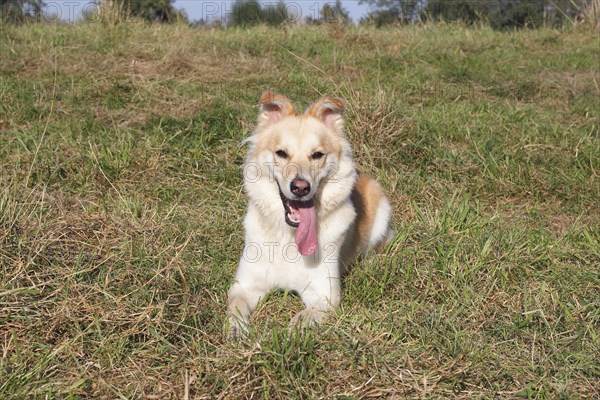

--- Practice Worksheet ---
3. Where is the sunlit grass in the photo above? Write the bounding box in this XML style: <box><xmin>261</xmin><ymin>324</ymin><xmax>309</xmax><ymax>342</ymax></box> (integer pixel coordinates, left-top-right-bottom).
<box><xmin>1</xmin><ymin>21</ymin><xmax>598</xmax><ymax>398</ymax></box>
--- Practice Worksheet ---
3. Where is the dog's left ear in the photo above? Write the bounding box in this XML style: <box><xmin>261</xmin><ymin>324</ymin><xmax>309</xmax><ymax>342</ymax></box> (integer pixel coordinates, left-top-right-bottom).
<box><xmin>306</xmin><ymin>96</ymin><xmax>346</xmax><ymax>134</ymax></box>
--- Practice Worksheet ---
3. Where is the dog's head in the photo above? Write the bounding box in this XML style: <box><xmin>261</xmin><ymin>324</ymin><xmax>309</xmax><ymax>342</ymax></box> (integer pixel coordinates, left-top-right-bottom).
<box><xmin>255</xmin><ymin>90</ymin><xmax>346</xmax><ymax>202</ymax></box>
<box><xmin>244</xmin><ymin>90</ymin><xmax>354</xmax><ymax>256</ymax></box>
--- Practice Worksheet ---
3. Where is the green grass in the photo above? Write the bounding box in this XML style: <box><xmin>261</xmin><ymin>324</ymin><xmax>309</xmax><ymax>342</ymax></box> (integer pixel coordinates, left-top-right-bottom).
<box><xmin>1</xmin><ymin>20</ymin><xmax>599</xmax><ymax>399</ymax></box>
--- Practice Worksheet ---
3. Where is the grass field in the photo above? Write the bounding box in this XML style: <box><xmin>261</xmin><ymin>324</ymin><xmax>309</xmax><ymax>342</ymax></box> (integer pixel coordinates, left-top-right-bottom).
<box><xmin>1</xmin><ymin>20</ymin><xmax>599</xmax><ymax>399</ymax></box>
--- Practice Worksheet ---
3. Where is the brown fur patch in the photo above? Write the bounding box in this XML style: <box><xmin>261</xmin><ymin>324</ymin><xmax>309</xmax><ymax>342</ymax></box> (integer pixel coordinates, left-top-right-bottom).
<box><xmin>305</xmin><ymin>96</ymin><xmax>346</xmax><ymax>134</ymax></box>
<box><xmin>342</xmin><ymin>173</ymin><xmax>385</xmax><ymax>265</ymax></box>
<box><xmin>306</xmin><ymin>96</ymin><xmax>346</xmax><ymax>118</ymax></box>
<box><xmin>260</xmin><ymin>90</ymin><xmax>297</xmax><ymax>116</ymax></box>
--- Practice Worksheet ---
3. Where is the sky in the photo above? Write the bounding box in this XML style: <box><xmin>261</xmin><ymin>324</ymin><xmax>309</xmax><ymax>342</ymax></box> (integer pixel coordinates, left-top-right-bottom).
<box><xmin>44</xmin><ymin>1</ymin><xmax>373</xmax><ymax>24</ymax></box>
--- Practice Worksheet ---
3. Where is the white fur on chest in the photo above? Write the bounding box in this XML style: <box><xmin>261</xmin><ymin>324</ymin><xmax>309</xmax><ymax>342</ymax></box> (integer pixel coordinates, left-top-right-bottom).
<box><xmin>236</xmin><ymin>199</ymin><xmax>355</xmax><ymax>296</ymax></box>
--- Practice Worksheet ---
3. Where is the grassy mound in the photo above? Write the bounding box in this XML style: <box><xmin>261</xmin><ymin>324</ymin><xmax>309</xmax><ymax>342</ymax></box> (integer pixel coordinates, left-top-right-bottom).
<box><xmin>1</xmin><ymin>21</ymin><xmax>598</xmax><ymax>398</ymax></box>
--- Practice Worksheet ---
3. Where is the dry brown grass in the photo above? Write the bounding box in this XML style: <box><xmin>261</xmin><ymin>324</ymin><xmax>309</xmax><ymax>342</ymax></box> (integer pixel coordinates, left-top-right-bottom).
<box><xmin>580</xmin><ymin>0</ymin><xmax>600</xmax><ymax>28</ymax></box>
<box><xmin>1</xmin><ymin>21</ymin><xmax>598</xmax><ymax>399</ymax></box>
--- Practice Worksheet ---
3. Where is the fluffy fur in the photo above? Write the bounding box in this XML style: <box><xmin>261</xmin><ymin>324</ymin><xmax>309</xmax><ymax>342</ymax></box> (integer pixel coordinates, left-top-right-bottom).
<box><xmin>227</xmin><ymin>91</ymin><xmax>393</xmax><ymax>338</ymax></box>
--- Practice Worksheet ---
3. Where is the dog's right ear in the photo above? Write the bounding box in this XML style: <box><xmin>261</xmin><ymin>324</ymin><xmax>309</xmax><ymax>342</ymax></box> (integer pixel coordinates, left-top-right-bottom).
<box><xmin>257</xmin><ymin>90</ymin><xmax>297</xmax><ymax>129</ymax></box>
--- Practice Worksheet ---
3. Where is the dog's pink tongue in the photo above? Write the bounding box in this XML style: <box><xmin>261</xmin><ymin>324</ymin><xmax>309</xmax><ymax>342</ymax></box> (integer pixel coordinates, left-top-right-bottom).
<box><xmin>294</xmin><ymin>200</ymin><xmax>318</xmax><ymax>256</ymax></box>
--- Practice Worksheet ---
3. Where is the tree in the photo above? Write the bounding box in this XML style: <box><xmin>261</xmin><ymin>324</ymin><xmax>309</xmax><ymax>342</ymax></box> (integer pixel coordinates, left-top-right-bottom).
<box><xmin>230</xmin><ymin>0</ymin><xmax>289</xmax><ymax>27</ymax></box>
<box><xmin>321</xmin><ymin>0</ymin><xmax>350</xmax><ymax>24</ymax></box>
<box><xmin>117</xmin><ymin>0</ymin><xmax>185</xmax><ymax>23</ymax></box>
<box><xmin>486</xmin><ymin>0</ymin><xmax>588</xmax><ymax>29</ymax></box>
<box><xmin>1</xmin><ymin>0</ymin><xmax>45</xmax><ymax>24</ymax></box>
<box><xmin>359</xmin><ymin>0</ymin><xmax>423</xmax><ymax>25</ymax></box>
<box><xmin>305</xmin><ymin>0</ymin><xmax>350</xmax><ymax>25</ymax></box>
<box><xmin>422</xmin><ymin>0</ymin><xmax>484</xmax><ymax>24</ymax></box>
<box><xmin>262</xmin><ymin>1</ymin><xmax>288</xmax><ymax>26</ymax></box>
<box><xmin>487</xmin><ymin>0</ymin><xmax>544</xmax><ymax>29</ymax></box>
<box><xmin>230</xmin><ymin>0</ymin><xmax>263</xmax><ymax>26</ymax></box>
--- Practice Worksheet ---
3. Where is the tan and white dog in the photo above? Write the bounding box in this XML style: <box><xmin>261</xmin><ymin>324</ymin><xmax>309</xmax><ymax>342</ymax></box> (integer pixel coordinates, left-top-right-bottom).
<box><xmin>227</xmin><ymin>90</ymin><xmax>393</xmax><ymax>338</ymax></box>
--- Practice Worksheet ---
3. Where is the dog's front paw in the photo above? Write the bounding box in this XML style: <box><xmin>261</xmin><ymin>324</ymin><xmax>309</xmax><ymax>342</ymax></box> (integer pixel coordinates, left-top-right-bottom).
<box><xmin>289</xmin><ymin>308</ymin><xmax>328</xmax><ymax>328</ymax></box>
<box><xmin>226</xmin><ymin>315</ymin><xmax>249</xmax><ymax>341</ymax></box>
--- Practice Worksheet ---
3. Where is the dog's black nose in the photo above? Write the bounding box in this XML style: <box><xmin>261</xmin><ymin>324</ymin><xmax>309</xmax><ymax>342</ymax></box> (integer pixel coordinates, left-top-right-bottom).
<box><xmin>290</xmin><ymin>178</ymin><xmax>311</xmax><ymax>197</ymax></box>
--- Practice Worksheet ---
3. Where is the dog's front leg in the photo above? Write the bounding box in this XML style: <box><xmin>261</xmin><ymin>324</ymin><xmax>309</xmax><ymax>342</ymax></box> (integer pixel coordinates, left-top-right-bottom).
<box><xmin>290</xmin><ymin>268</ymin><xmax>341</xmax><ymax>327</ymax></box>
<box><xmin>226</xmin><ymin>283</ymin><xmax>265</xmax><ymax>339</ymax></box>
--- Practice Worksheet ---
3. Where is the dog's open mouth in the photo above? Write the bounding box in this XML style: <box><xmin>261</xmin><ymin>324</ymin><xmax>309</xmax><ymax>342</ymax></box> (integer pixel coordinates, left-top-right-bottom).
<box><xmin>279</xmin><ymin>190</ymin><xmax>318</xmax><ymax>256</ymax></box>
<box><xmin>280</xmin><ymin>193</ymin><xmax>300</xmax><ymax>227</ymax></box>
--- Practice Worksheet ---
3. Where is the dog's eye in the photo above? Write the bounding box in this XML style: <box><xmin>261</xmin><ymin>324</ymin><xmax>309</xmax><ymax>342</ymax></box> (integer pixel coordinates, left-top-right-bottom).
<box><xmin>275</xmin><ymin>150</ymin><xmax>288</xmax><ymax>159</ymax></box>
<box><xmin>311</xmin><ymin>151</ymin><xmax>324</xmax><ymax>160</ymax></box>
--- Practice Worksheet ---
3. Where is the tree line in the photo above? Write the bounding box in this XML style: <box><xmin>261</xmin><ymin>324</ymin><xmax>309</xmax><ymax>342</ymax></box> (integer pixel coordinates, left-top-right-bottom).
<box><xmin>361</xmin><ymin>0</ymin><xmax>595</xmax><ymax>29</ymax></box>
<box><xmin>1</xmin><ymin>0</ymin><xmax>597</xmax><ymax>28</ymax></box>
<box><xmin>0</xmin><ymin>0</ymin><xmax>185</xmax><ymax>24</ymax></box>
<box><xmin>225</xmin><ymin>0</ymin><xmax>349</xmax><ymax>27</ymax></box>
<box><xmin>0</xmin><ymin>0</ymin><xmax>349</xmax><ymax>25</ymax></box>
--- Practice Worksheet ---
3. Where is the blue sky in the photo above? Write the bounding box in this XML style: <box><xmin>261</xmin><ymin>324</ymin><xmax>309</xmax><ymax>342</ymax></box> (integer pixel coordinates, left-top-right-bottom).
<box><xmin>45</xmin><ymin>1</ymin><xmax>372</xmax><ymax>23</ymax></box>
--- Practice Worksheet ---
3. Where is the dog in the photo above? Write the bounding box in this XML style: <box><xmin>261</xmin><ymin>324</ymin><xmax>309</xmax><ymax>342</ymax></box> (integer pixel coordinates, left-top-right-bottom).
<box><xmin>227</xmin><ymin>90</ymin><xmax>393</xmax><ymax>338</ymax></box>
